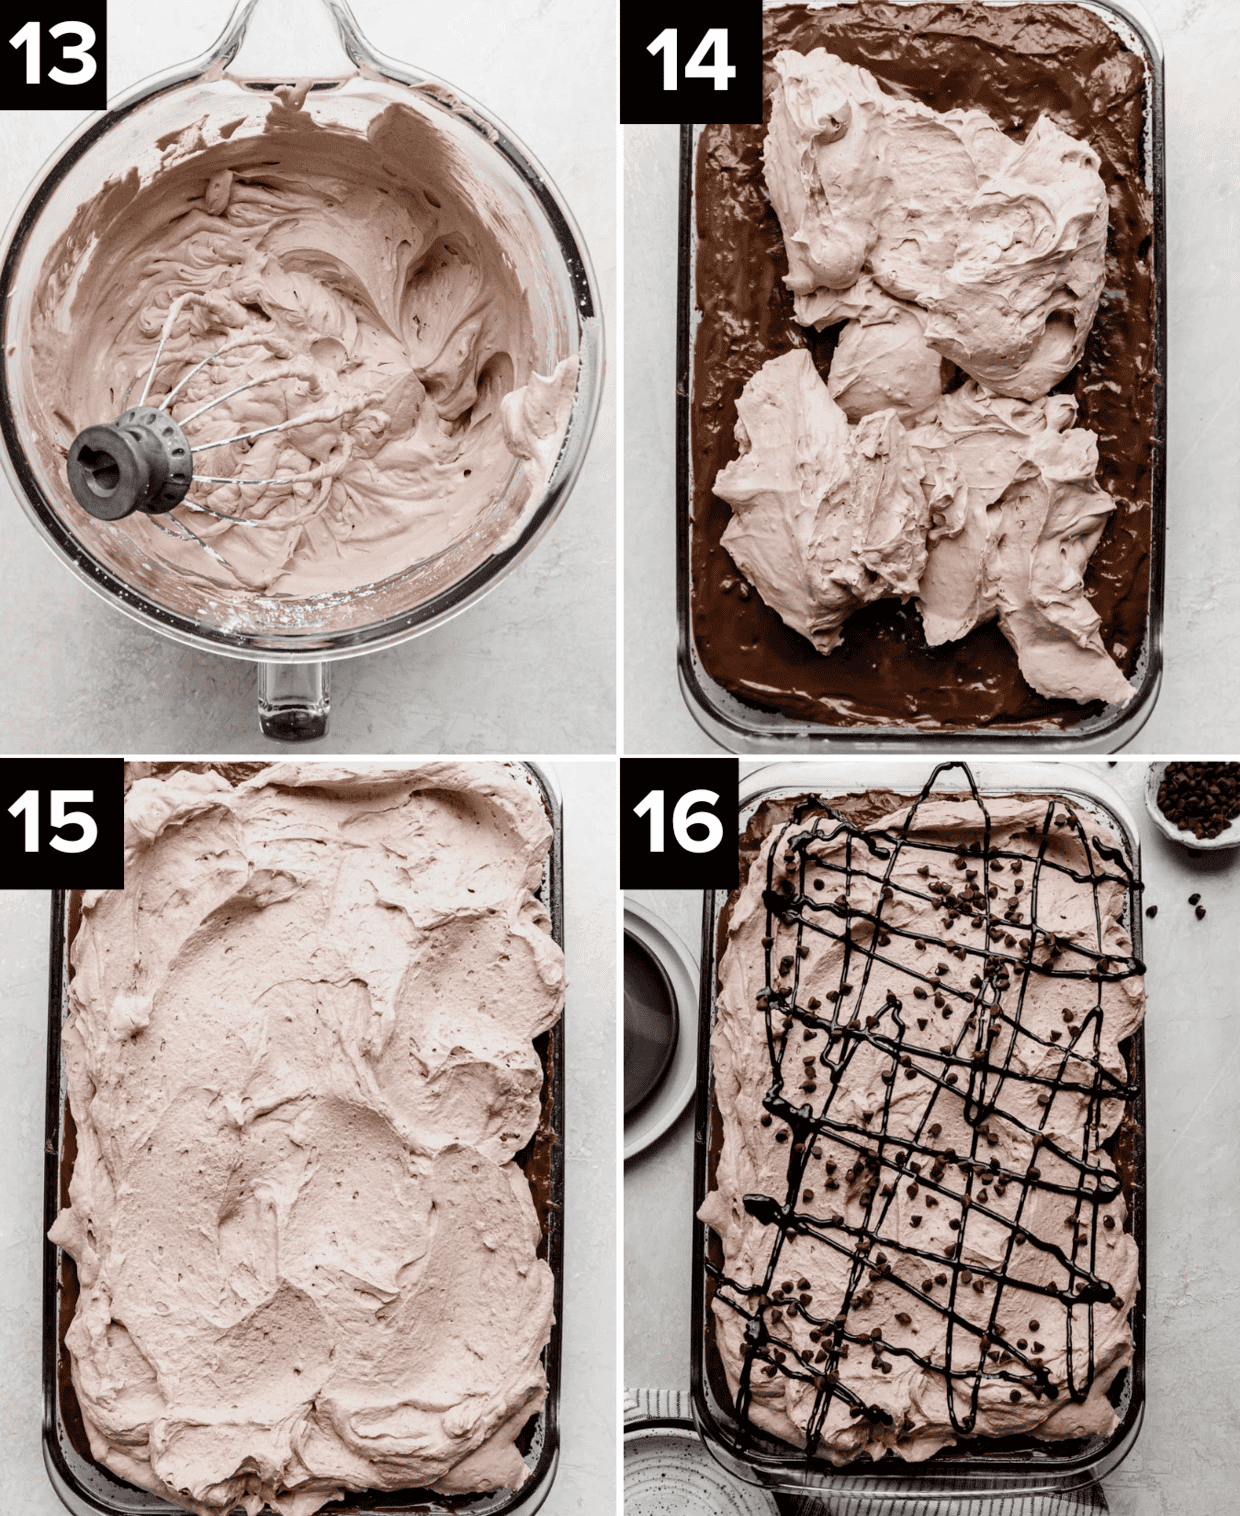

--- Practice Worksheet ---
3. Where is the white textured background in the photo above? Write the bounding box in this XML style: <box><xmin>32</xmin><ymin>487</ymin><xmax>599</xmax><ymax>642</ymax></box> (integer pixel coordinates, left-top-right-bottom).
<box><xmin>625</xmin><ymin>758</ymin><xmax>1240</xmax><ymax>1513</ymax></box>
<box><xmin>0</xmin><ymin>758</ymin><xmax>617</xmax><ymax>1514</ymax></box>
<box><xmin>0</xmin><ymin>0</ymin><xmax>615</xmax><ymax>755</ymax></box>
<box><xmin>623</xmin><ymin>0</ymin><xmax>1240</xmax><ymax>754</ymax></box>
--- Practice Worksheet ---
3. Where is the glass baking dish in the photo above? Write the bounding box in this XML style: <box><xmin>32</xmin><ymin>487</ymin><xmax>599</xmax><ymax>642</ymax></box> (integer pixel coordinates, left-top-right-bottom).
<box><xmin>692</xmin><ymin>760</ymin><xmax>1147</xmax><ymax>1499</ymax></box>
<box><xmin>676</xmin><ymin>0</ymin><xmax>1167</xmax><ymax>752</ymax></box>
<box><xmin>41</xmin><ymin>760</ymin><xmax>566</xmax><ymax>1516</ymax></box>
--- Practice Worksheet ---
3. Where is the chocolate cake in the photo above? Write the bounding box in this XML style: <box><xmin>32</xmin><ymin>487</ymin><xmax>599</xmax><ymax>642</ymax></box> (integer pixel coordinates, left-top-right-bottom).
<box><xmin>50</xmin><ymin>763</ymin><xmax>565</xmax><ymax>1515</ymax></box>
<box><xmin>700</xmin><ymin>770</ymin><xmax>1145</xmax><ymax>1462</ymax></box>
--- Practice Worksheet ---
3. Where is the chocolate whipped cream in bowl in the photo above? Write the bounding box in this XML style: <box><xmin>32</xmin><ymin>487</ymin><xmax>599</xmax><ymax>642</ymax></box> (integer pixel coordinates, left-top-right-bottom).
<box><xmin>0</xmin><ymin>0</ymin><xmax>602</xmax><ymax>739</ymax></box>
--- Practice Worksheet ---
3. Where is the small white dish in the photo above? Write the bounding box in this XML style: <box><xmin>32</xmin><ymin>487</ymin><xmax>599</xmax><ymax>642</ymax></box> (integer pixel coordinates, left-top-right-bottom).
<box><xmin>625</xmin><ymin>1424</ymin><xmax>779</xmax><ymax>1516</ymax></box>
<box><xmin>624</xmin><ymin>898</ymin><xmax>701</xmax><ymax>1161</ymax></box>
<box><xmin>1144</xmin><ymin>763</ymin><xmax>1240</xmax><ymax>850</ymax></box>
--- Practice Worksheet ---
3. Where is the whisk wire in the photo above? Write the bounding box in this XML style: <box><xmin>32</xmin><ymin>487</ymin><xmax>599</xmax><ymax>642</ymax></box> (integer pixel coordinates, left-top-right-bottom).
<box><xmin>181</xmin><ymin>373</ymin><xmax>285</xmax><ymax>427</ymax></box>
<box><xmin>150</xmin><ymin>509</ymin><xmax>234</xmax><ymax>569</ymax></box>
<box><xmin>137</xmin><ymin>292</ymin><xmax>193</xmax><ymax>409</ymax></box>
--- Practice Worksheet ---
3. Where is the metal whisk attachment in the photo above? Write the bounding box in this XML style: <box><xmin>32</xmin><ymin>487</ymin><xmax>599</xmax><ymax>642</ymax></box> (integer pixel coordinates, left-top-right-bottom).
<box><xmin>64</xmin><ymin>291</ymin><xmax>356</xmax><ymax>568</ymax></box>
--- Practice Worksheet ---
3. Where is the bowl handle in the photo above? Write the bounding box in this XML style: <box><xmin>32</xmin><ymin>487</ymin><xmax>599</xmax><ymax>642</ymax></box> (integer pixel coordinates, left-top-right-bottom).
<box><xmin>257</xmin><ymin>662</ymin><xmax>330</xmax><ymax>742</ymax></box>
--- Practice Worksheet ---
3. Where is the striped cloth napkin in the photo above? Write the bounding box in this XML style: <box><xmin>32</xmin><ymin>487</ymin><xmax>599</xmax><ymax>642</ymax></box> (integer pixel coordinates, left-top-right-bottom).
<box><xmin>623</xmin><ymin>1389</ymin><xmax>1110</xmax><ymax>1514</ymax></box>
<box><xmin>625</xmin><ymin>1386</ymin><xmax>693</xmax><ymax>1424</ymax></box>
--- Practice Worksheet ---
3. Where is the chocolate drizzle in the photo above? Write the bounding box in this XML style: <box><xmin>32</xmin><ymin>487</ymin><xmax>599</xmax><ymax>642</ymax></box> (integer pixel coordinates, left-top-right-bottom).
<box><xmin>707</xmin><ymin>763</ymin><xmax>1144</xmax><ymax>1451</ymax></box>
<box><xmin>688</xmin><ymin>2</ymin><xmax>1159</xmax><ymax>731</ymax></box>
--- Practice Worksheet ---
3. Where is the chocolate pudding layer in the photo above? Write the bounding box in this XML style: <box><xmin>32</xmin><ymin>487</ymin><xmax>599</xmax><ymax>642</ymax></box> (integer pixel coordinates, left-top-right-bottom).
<box><xmin>689</xmin><ymin>2</ymin><xmax>1157</xmax><ymax>730</ymax></box>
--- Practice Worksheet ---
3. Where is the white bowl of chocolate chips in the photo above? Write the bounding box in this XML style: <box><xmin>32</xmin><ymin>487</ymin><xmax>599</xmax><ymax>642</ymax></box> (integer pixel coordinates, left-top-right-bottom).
<box><xmin>1145</xmin><ymin>762</ymin><xmax>1240</xmax><ymax>850</ymax></box>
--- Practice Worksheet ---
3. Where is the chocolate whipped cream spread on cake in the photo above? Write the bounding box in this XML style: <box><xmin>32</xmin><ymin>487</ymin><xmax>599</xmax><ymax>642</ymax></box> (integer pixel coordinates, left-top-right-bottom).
<box><xmin>700</xmin><ymin>775</ymin><xmax>1144</xmax><ymax>1461</ymax></box>
<box><xmin>690</xmin><ymin>2</ymin><xmax>1156</xmax><ymax>729</ymax></box>
<box><xmin>50</xmin><ymin>763</ymin><xmax>564</xmax><ymax>1515</ymax></box>
<box><xmin>31</xmin><ymin>88</ymin><xmax>577</xmax><ymax>598</ymax></box>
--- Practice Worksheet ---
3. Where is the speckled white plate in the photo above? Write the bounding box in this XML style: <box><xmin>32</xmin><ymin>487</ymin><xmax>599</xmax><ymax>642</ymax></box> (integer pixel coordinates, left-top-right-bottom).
<box><xmin>623</xmin><ymin>899</ymin><xmax>701</xmax><ymax>1160</ymax></box>
<box><xmin>624</xmin><ymin>1425</ymin><xmax>779</xmax><ymax>1516</ymax></box>
<box><xmin>1144</xmin><ymin>762</ymin><xmax>1240</xmax><ymax>850</ymax></box>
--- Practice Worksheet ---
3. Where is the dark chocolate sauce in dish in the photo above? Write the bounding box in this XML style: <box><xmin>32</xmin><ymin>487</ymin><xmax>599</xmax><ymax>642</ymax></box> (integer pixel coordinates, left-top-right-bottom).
<box><xmin>708</xmin><ymin>763</ymin><xmax>1144</xmax><ymax>1447</ymax></box>
<box><xmin>690</xmin><ymin>3</ymin><xmax>1156</xmax><ymax>728</ymax></box>
<box><xmin>625</xmin><ymin>930</ymin><xmax>680</xmax><ymax>1113</ymax></box>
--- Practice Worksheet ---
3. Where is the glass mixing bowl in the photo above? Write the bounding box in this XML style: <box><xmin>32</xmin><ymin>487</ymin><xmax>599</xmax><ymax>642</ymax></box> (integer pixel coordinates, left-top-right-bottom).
<box><xmin>0</xmin><ymin>0</ymin><xmax>604</xmax><ymax>740</ymax></box>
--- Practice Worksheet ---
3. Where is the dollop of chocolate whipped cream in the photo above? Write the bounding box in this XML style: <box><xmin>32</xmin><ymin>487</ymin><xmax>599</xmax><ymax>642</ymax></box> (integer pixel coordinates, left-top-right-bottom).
<box><xmin>714</xmin><ymin>42</ymin><xmax>1132</xmax><ymax>708</ymax></box>
<box><xmin>701</xmin><ymin>785</ymin><xmax>1144</xmax><ymax>1462</ymax></box>
<box><xmin>691</xmin><ymin>1</ymin><xmax>1155</xmax><ymax>729</ymax></box>
<box><xmin>50</xmin><ymin>762</ymin><xmax>565</xmax><ymax>1515</ymax></box>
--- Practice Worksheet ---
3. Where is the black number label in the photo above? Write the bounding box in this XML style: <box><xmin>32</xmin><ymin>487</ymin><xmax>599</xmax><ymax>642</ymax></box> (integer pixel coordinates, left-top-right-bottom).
<box><xmin>1</xmin><ymin>759</ymin><xmax>122</xmax><ymax>888</ymax></box>
<box><xmin>621</xmin><ymin>758</ymin><xmax>738</xmax><ymax>890</ymax></box>
<box><xmin>620</xmin><ymin>0</ymin><xmax>761</xmax><ymax>126</ymax></box>
<box><xmin>0</xmin><ymin>5</ymin><xmax>106</xmax><ymax>110</ymax></box>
